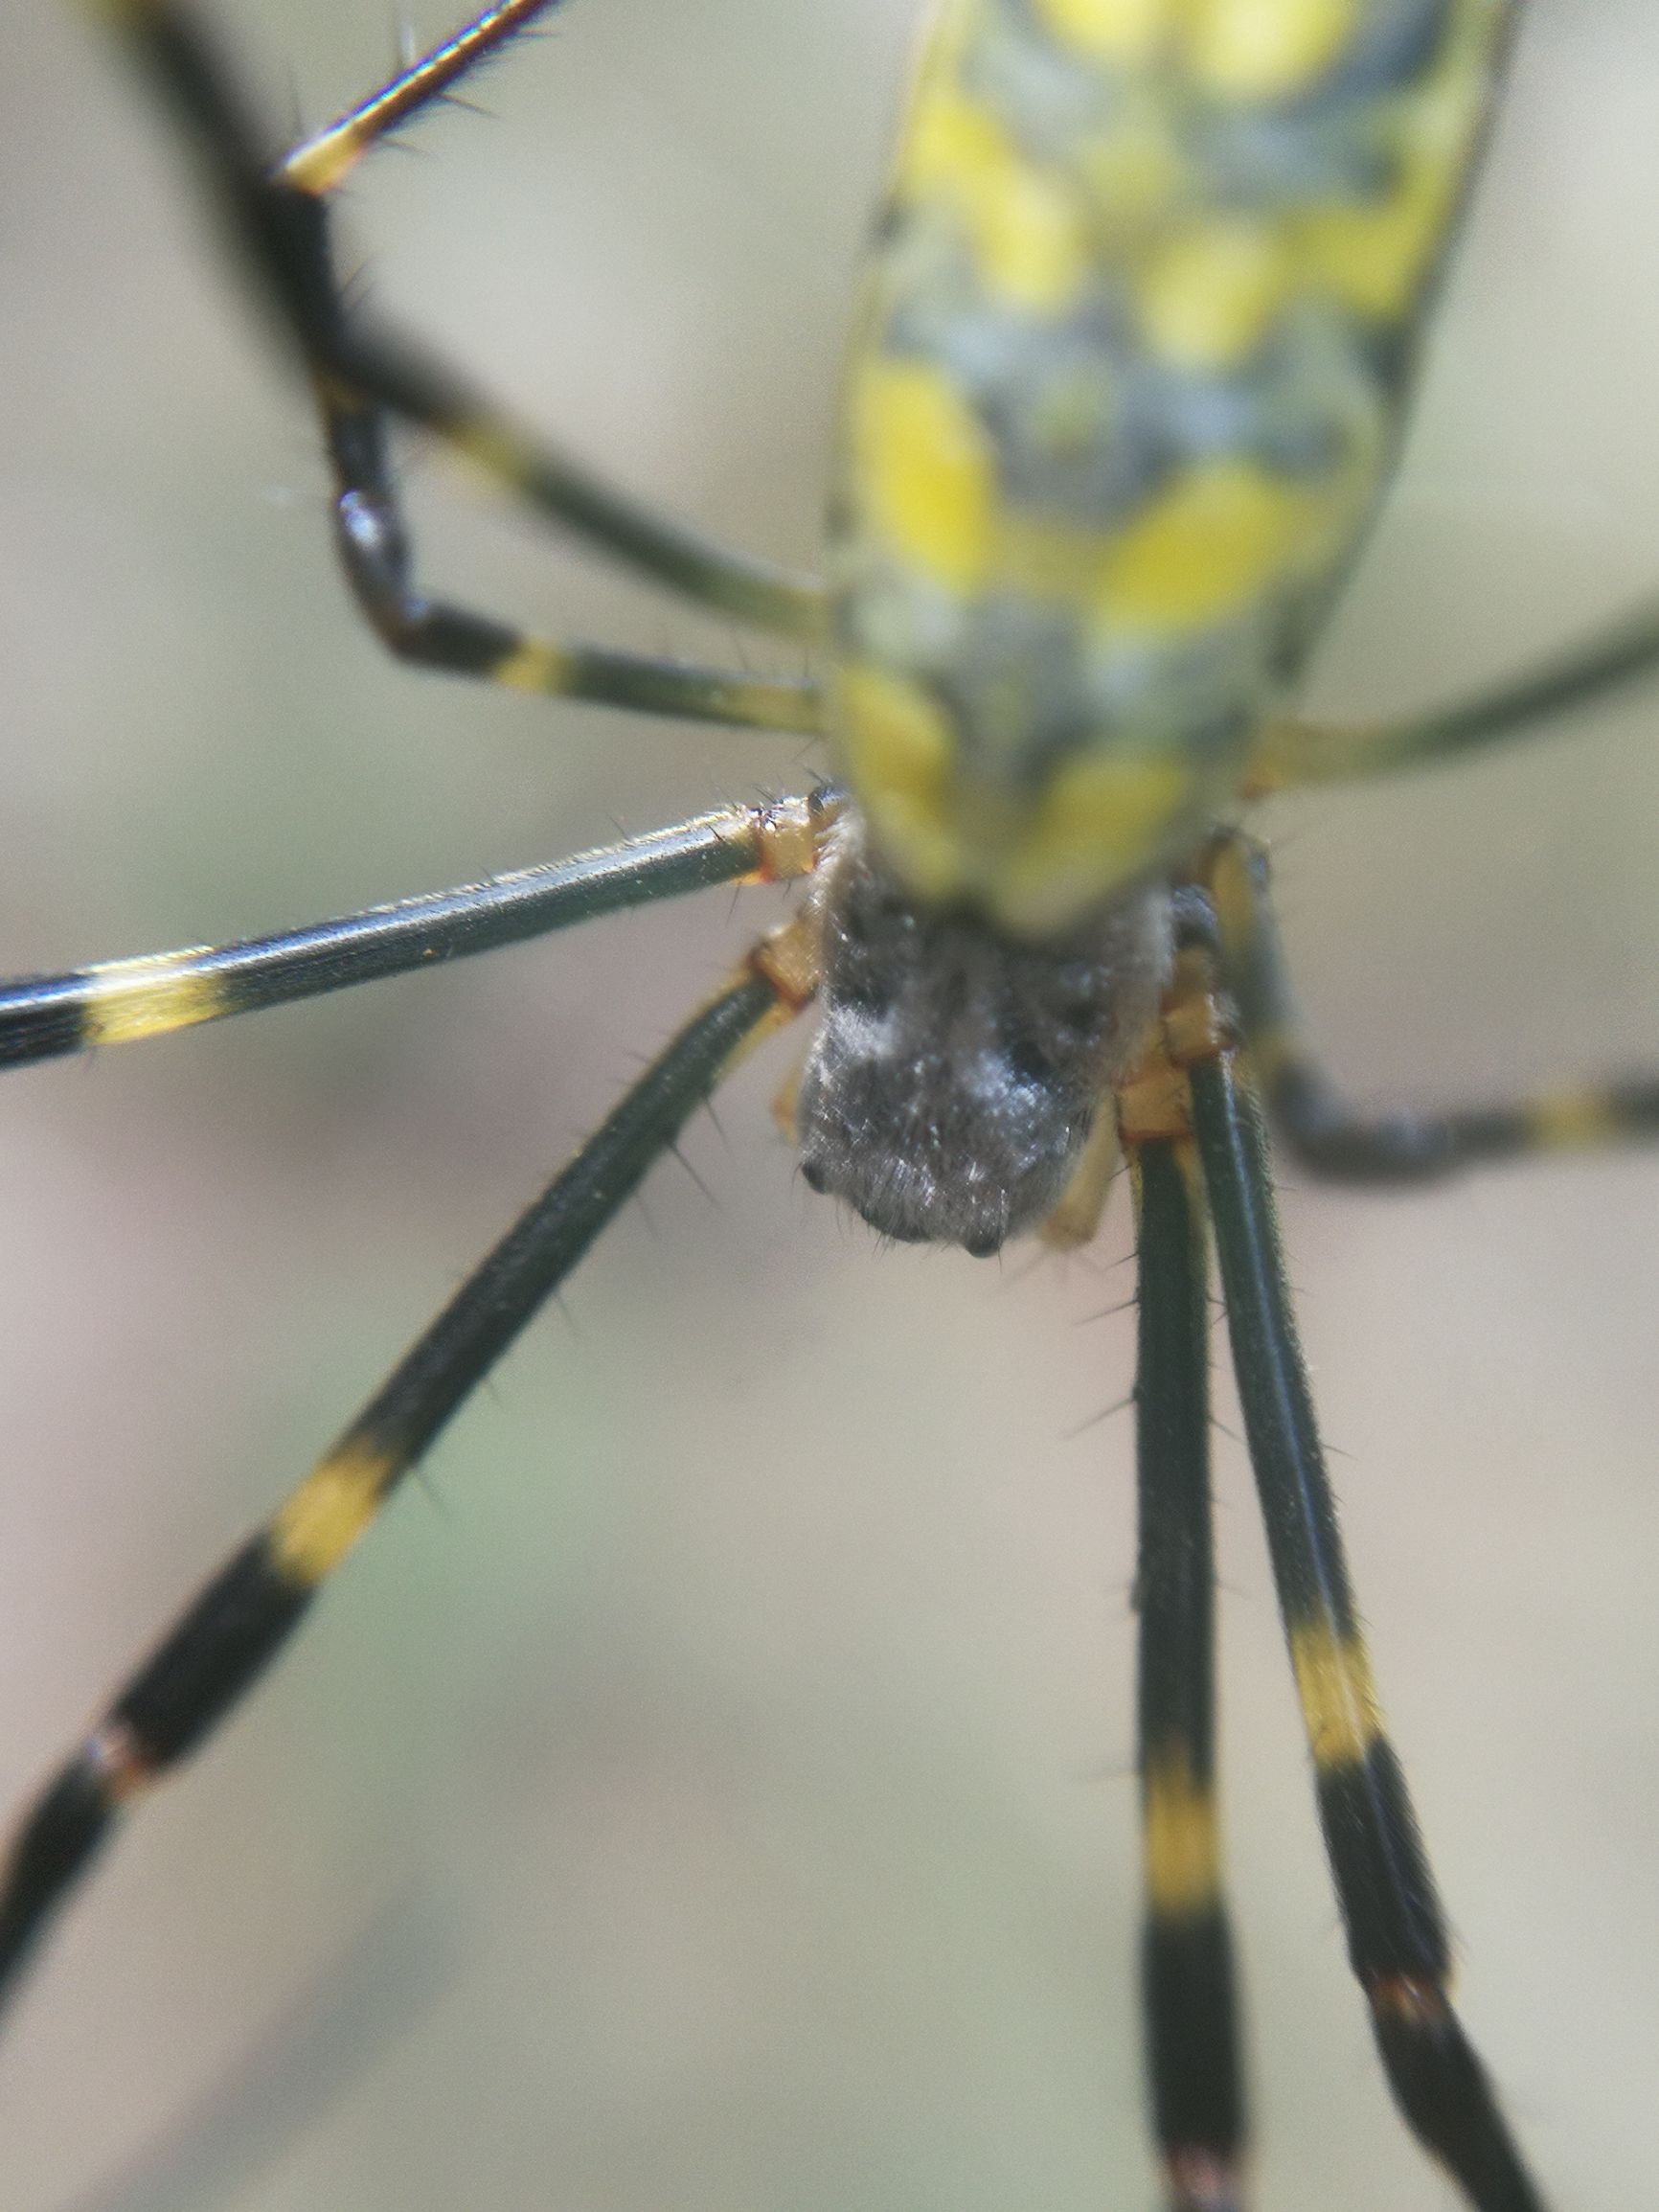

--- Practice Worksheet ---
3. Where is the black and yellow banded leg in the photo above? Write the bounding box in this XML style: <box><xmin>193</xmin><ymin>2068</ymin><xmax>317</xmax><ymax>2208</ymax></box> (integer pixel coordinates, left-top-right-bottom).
<box><xmin>0</xmin><ymin>913</ymin><xmax>819</xmax><ymax>2001</ymax></box>
<box><xmin>1164</xmin><ymin>929</ymin><xmax>1549</xmax><ymax>2212</ymax></box>
<box><xmin>1122</xmin><ymin>1089</ymin><xmax>1246</xmax><ymax>2212</ymax></box>
<box><xmin>1246</xmin><ymin>596</ymin><xmax>1659</xmax><ymax>793</ymax></box>
<box><xmin>1204</xmin><ymin>833</ymin><xmax>1659</xmax><ymax>1181</ymax></box>
<box><xmin>277</xmin><ymin>0</ymin><xmax>563</xmax><ymax>198</ymax></box>
<box><xmin>85</xmin><ymin>0</ymin><xmax>827</xmax><ymax>728</ymax></box>
<box><xmin>0</xmin><ymin>791</ymin><xmax>830</xmax><ymax>1069</ymax></box>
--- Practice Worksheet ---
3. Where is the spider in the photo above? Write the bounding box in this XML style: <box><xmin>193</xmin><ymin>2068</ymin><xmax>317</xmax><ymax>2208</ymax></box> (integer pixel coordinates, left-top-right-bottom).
<box><xmin>3</xmin><ymin>4</ymin><xmax>1659</xmax><ymax>2212</ymax></box>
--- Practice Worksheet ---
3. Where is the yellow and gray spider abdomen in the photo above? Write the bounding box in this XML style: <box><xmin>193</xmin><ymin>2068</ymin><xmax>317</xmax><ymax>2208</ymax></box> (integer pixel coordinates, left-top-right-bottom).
<box><xmin>828</xmin><ymin>0</ymin><xmax>1513</xmax><ymax>936</ymax></box>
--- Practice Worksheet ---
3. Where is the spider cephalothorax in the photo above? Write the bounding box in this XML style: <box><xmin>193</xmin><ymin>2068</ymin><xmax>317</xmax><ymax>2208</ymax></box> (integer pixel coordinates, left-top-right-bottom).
<box><xmin>798</xmin><ymin>814</ymin><xmax>1170</xmax><ymax>1252</ymax></box>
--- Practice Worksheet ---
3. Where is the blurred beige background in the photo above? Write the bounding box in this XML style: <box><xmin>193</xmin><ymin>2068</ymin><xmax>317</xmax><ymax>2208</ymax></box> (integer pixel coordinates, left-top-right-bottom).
<box><xmin>0</xmin><ymin>4</ymin><xmax>1654</xmax><ymax>2208</ymax></box>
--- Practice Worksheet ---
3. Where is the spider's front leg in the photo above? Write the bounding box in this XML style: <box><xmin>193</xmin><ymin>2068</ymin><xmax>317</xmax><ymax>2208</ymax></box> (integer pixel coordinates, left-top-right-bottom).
<box><xmin>0</xmin><ymin>894</ymin><xmax>822</xmax><ymax>2003</ymax></box>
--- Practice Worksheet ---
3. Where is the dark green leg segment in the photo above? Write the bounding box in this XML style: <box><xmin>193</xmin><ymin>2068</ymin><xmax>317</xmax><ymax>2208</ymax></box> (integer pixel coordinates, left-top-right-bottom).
<box><xmin>1208</xmin><ymin>835</ymin><xmax>1659</xmax><ymax>1182</ymax></box>
<box><xmin>1252</xmin><ymin>598</ymin><xmax>1659</xmax><ymax>790</ymax></box>
<box><xmin>1130</xmin><ymin>1135</ymin><xmax>1246</xmax><ymax>2212</ymax></box>
<box><xmin>1189</xmin><ymin>1025</ymin><xmax>1548</xmax><ymax>2212</ymax></box>
<box><xmin>0</xmin><ymin>961</ymin><xmax>785</xmax><ymax>2008</ymax></box>
<box><xmin>322</xmin><ymin>970</ymin><xmax>777</xmax><ymax>1471</ymax></box>
<box><xmin>0</xmin><ymin>792</ymin><xmax>826</xmax><ymax>1069</ymax></box>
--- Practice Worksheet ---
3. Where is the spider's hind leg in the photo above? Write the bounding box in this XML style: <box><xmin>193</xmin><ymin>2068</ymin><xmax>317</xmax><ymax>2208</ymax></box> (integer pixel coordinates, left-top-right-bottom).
<box><xmin>84</xmin><ymin>1</ymin><xmax>826</xmax><ymax>729</ymax></box>
<box><xmin>1245</xmin><ymin>599</ymin><xmax>1659</xmax><ymax>793</ymax></box>
<box><xmin>1157</xmin><ymin>909</ymin><xmax>1550</xmax><ymax>2212</ymax></box>
<box><xmin>1204</xmin><ymin>832</ymin><xmax>1659</xmax><ymax>1182</ymax></box>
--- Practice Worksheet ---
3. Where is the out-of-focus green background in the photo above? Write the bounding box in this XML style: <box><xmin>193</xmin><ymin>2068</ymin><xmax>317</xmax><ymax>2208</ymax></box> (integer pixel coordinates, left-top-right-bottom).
<box><xmin>0</xmin><ymin>5</ymin><xmax>1654</xmax><ymax>2208</ymax></box>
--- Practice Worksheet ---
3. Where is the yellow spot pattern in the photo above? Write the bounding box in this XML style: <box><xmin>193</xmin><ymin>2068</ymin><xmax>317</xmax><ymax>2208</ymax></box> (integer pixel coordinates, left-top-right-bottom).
<box><xmin>1187</xmin><ymin>0</ymin><xmax>1357</xmax><ymax>99</ymax></box>
<box><xmin>1078</xmin><ymin>97</ymin><xmax>1187</xmax><ymax>240</ymax></box>
<box><xmin>905</xmin><ymin>85</ymin><xmax>1088</xmax><ymax>313</ymax></box>
<box><xmin>840</xmin><ymin>668</ymin><xmax>1242</xmax><ymax>939</ymax></box>
<box><xmin>1143</xmin><ymin>1747</ymin><xmax>1222</xmax><ymax>1915</ymax></box>
<box><xmin>854</xmin><ymin>360</ymin><xmax>994</xmax><ymax>598</ymax></box>
<box><xmin>1289</xmin><ymin>1619</ymin><xmax>1383</xmax><ymax>1771</ymax></box>
<box><xmin>995</xmin><ymin>750</ymin><xmax>1198</xmax><ymax>937</ymax></box>
<box><xmin>268</xmin><ymin>1443</ymin><xmax>394</xmax><ymax>1588</ymax></box>
<box><xmin>1031</xmin><ymin>0</ymin><xmax>1170</xmax><ymax>62</ymax></box>
<box><xmin>835</xmin><ymin>664</ymin><xmax>966</xmax><ymax>904</ymax></box>
<box><xmin>831</xmin><ymin>0</ymin><xmax>1509</xmax><ymax>927</ymax></box>
<box><xmin>1096</xmin><ymin>459</ymin><xmax>1314</xmax><ymax>635</ymax></box>
<box><xmin>1019</xmin><ymin>0</ymin><xmax>1367</xmax><ymax>91</ymax></box>
<box><xmin>1136</xmin><ymin>218</ymin><xmax>1294</xmax><ymax>369</ymax></box>
<box><xmin>1299</xmin><ymin>143</ymin><xmax>1461</xmax><ymax>320</ymax></box>
<box><xmin>81</xmin><ymin>956</ymin><xmax>230</xmax><ymax>1047</ymax></box>
<box><xmin>1295</xmin><ymin>11</ymin><xmax>1499</xmax><ymax>322</ymax></box>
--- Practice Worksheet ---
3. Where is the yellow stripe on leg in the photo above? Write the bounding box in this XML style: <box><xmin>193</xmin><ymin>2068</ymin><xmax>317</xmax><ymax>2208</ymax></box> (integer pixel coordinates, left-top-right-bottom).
<box><xmin>489</xmin><ymin>639</ymin><xmax>577</xmax><ymax>695</ymax></box>
<box><xmin>268</xmin><ymin>1442</ymin><xmax>396</xmax><ymax>1588</ymax></box>
<box><xmin>1528</xmin><ymin>1089</ymin><xmax>1625</xmax><ymax>1150</ymax></box>
<box><xmin>1289</xmin><ymin>1619</ymin><xmax>1382</xmax><ymax>1771</ymax></box>
<box><xmin>1144</xmin><ymin>1747</ymin><xmax>1221</xmax><ymax>1917</ymax></box>
<box><xmin>81</xmin><ymin>954</ymin><xmax>230</xmax><ymax>1047</ymax></box>
<box><xmin>281</xmin><ymin>113</ymin><xmax>375</xmax><ymax>197</ymax></box>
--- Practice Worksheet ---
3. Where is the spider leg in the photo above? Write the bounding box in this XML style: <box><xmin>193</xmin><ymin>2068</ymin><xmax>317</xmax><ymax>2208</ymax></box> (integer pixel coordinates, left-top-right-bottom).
<box><xmin>0</xmin><ymin>910</ymin><xmax>820</xmax><ymax>2004</ymax></box>
<box><xmin>82</xmin><ymin>1</ymin><xmax>827</xmax><ymax>729</ymax></box>
<box><xmin>1164</xmin><ymin>917</ymin><xmax>1549</xmax><ymax>2212</ymax></box>
<box><xmin>1123</xmin><ymin>1102</ymin><xmax>1247</xmax><ymax>2212</ymax></box>
<box><xmin>0</xmin><ymin>790</ymin><xmax>830</xmax><ymax>1067</ymax></box>
<box><xmin>1245</xmin><ymin>599</ymin><xmax>1659</xmax><ymax>793</ymax></box>
<box><xmin>1036</xmin><ymin>1110</ymin><xmax>1121</xmax><ymax>1251</ymax></box>
<box><xmin>279</xmin><ymin>1</ymin><xmax>565</xmax><ymax>199</ymax></box>
<box><xmin>1200</xmin><ymin>833</ymin><xmax>1659</xmax><ymax>1181</ymax></box>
